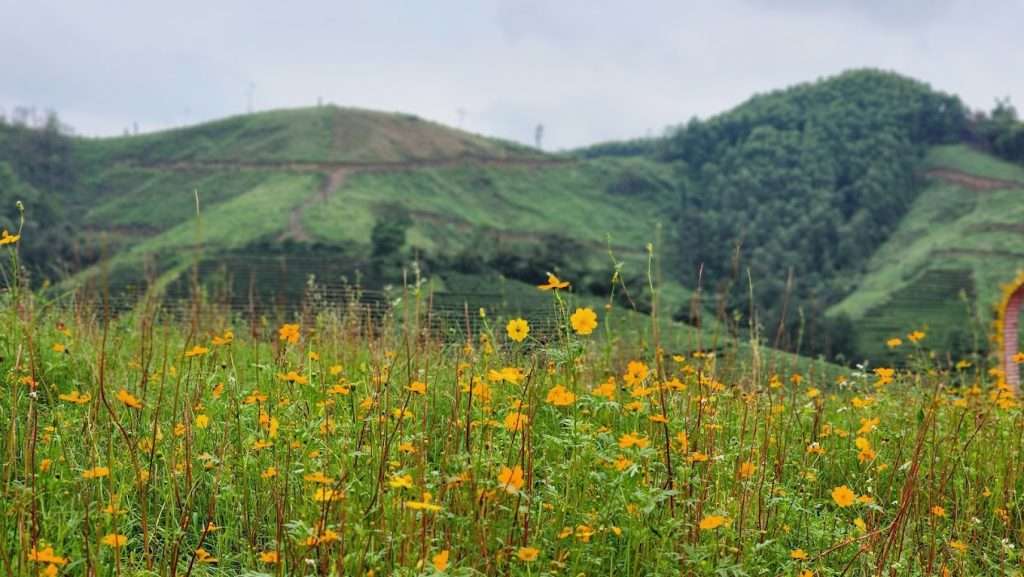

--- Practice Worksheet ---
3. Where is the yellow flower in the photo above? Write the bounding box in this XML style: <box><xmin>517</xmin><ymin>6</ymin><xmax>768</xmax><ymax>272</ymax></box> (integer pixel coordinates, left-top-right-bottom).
<box><xmin>831</xmin><ymin>485</ymin><xmax>856</xmax><ymax>508</ymax></box>
<box><xmin>100</xmin><ymin>533</ymin><xmax>128</xmax><ymax>548</ymax></box>
<box><xmin>59</xmin><ymin>390</ymin><xmax>91</xmax><ymax>404</ymax></box>
<box><xmin>504</xmin><ymin>411</ymin><xmax>529</xmax><ymax>432</ymax></box>
<box><xmin>806</xmin><ymin>387</ymin><xmax>820</xmax><ymax>399</ymax></box>
<box><xmin>874</xmin><ymin>367</ymin><xmax>895</xmax><ymax>385</ymax></box>
<box><xmin>261</xmin><ymin>467</ymin><xmax>277</xmax><ymax>479</ymax></box>
<box><xmin>516</xmin><ymin>546</ymin><xmax>540</xmax><ymax>561</ymax></box>
<box><xmin>857</xmin><ymin>417</ymin><xmax>880</xmax><ymax>434</ymax></box>
<box><xmin>389</xmin><ymin>474</ymin><xmax>414</xmax><ymax>490</ymax></box>
<box><xmin>623</xmin><ymin>361</ymin><xmax>649</xmax><ymax>386</ymax></box>
<box><xmin>537</xmin><ymin>273</ymin><xmax>569</xmax><ymax>291</ymax></box>
<box><xmin>314</xmin><ymin>488</ymin><xmax>343</xmax><ymax>502</ymax></box>
<box><xmin>618</xmin><ymin>432</ymin><xmax>650</xmax><ymax>449</ymax></box>
<box><xmin>791</xmin><ymin>548</ymin><xmax>808</xmax><ymax>560</ymax></box>
<box><xmin>52</xmin><ymin>343</ymin><xmax>67</xmax><ymax>354</ymax></box>
<box><xmin>195</xmin><ymin>547</ymin><xmax>217</xmax><ymax>563</ymax></box>
<box><xmin>698</xmin><ymin>515</ymin><xmax>729</xmax><ymax>530</ymax></box>
<box><xmin>117</xmin><ymin>389</ymin><xmax>143</xmax><ymax>409</ymax></box>
<box><xmin>738</xmin><ymin>461</ymin><xmax>756</xmax><ymax>479</ymax></box>
<box><xmin>886</xmin><ymin>337</ymin><xmax>902</xmax><ymax>348</ymax></box>
<box><xmin>82</xmin><ymin>466</ymin><xmax>110</xmax><ymax>479</ymax></box>
<box><xmin>506</xmin><ymin>318</ymin><xmax>529</xmax><ymax>343</ymax></box>
<box><xmin>931</xmin><ymin>505</ymin><xmax>946</xmax><ymax>517</ymax></box>
<box><xmin>545</xmin><ymin>384</ymin><xmax>576</xmax><ymax>407</ymax></box>
<box><xmin>277</xmin><ymin>370</ymin><xmax>309</xmax><ymax>385</ymax></box>
<box><xmin>907</xmin><ymin>330</ymin><xmax>925</xmax><ymax>343</ymax></box>
<box><xmin>407</xmin><ymin>381</ymin><xmax>427</xmax><ymax>395</ymax></box>
<box><xmin>278</xmin><ymin>323</ymin><xmax>300</xmax><ymax>344</ymax></box>
<box><xmin>497</xmin><ymin>465</ymin><xmax>525</xmax><ymax>493</ymax></box>
<box><xmin>211</xmin><ymin>330</ymin><xmax>233</xmax><ymax>346</ymax></box>
<box><xmin>432</xmin><ymin>549</ymin><xmax>450</xmax><ymax>571</ymax></box>
<box><xmin>258</xmin><ymin>550</ymin><xmax>279</xmax><ymax>564</ymax></box>
<box><xmin>569</xmin><ymin>307</ymin><xmax>598</xmax><ymax>335</ymax></box>
<box><xmin>28</xmin><ymin>546</ymin><xmax>67</xmax><ymax>565</ymax></box>
<box><xmin>0</xmin><ymin>229</ymin><xmax>20</xmax><ymax>245</ymax></box>
<box><xmin>184</xmin><ymin>345</ymin><xmax>209</xmax><ymax>358</ymax></box>
<box><xmin>592</xmin><ymin>378</ymin><xmax>616</xmax><ymax>400</ymax></box>
<box><xmin>405</xmin><ymin>491</ymin><xmax>442</xmax><ymax>511</ymax></box>
<box><xmin>1013</xmin><ymin>352</ymin><xmax>1024</xmax><ymax>363</ymax></box>
<box><xmin>949</xmin><ymin>540</ymin><xmax>968</xmax><ymax>554</ymax></box>
<box><xmin>195</xmin><ymin>414</ymin><xmax>210</xmax><ymax>429</ymax></box>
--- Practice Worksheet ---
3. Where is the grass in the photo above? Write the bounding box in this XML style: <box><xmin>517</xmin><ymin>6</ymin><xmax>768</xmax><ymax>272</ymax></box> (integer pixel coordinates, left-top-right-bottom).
<box><xmin>2</xmin><ymin>257</ymin><xmax>1022</xmax><ymax>576</ymax></box>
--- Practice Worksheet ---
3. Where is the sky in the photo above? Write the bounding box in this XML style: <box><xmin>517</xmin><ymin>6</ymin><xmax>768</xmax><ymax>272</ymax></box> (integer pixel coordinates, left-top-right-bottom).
<box><xmin>1</xmin><ymin>0</ymin><xmax>1022</xmax><ymax>150</ymax></box>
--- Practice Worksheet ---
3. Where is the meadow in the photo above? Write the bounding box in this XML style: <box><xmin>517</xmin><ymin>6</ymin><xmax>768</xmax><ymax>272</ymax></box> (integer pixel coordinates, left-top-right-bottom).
<box><xmin>2</xmin><ymin>223</ymin><xmax>1023</xmax><ymax>577</ymax></box>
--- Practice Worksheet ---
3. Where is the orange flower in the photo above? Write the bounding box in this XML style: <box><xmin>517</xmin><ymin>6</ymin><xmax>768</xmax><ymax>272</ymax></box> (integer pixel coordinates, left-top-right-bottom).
<box><xmin>259</xmin><ymin>550</ymin><xmax>279</xmax><ymax>564</ymax></box>
<box><xmin>184</xmin><ymin>345</ymin><xmax>209</xmax><ymax>358</ymax></box>
<box><xmin>831</xmin><ymin>485</ymin><xmax>856</xmax><ymax>508</ymax></box>
<box><xmin>698</xmin><ymin>515</ymin><xmax>729</xmax><ymax>530</ymax></box>
<box><xmin>0</xmin><ymin>229</ymin><xmax>20</xmax><ymax>245</ymax></box>
<box><xmin>545</xmin><ymin>385</ymin><xmax>575</xmax><ymax>407</ymax></box>
<box><xmin>405</xmin><ymin>491</ymin><xmax>442</xmax><ymax>511</ymax></box>
<box><xmin>738</xmin><ymin>461</ymin><xmax>756</xmax><ymax>479</ymax></box>
<box><xmin>432</xmin><ymin>549</ymin><xmax>450</xmax><ymax>571</ymax></box>
<box><xmin>618</xmin><ymin>432</ymin><xmax>650</xmax><ymax>449</ymax></box>
<box><xmin>59</xmin><ymin>390</ymin><xmax>91</xmax><ymax>404</ymax></box>
<box><xmin>537</xmin><ymin>273</ymin><xmax>569</xmax><ymax>291</ymax></box>
<box><xmin>278</xmin><ymin>323</ymin><xmax>300</xmax><ymax>344</ymax></box>
<box><xmin>791</xmin><ymin>548</ymin><xmax>808</xmax><ymax>560</ymax></box>
<box><xmin>117</xmin><ymin>389</ymin><xmax>142</xmax><ymax>409</ymax></box>
<box><xmin>516</xmin><ymin>546</ymin><xmax>540</xmax><ymax>561</ymax></box>
<box><xmin>82</xmin><ymin>466</ymin><xmax>110</xmax><ymax>479</ymax></box>
<box><xmin>497</xmin><ymin>465</ymin><xmax>525</xmax><ymax>493</ymax></box>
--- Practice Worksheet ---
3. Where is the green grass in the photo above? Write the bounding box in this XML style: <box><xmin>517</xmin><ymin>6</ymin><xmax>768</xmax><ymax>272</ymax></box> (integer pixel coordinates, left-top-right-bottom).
<box><xmin>925</xmin><ymin>144</ymin><xmax>1024</xmax><ymax>181</ymax></box>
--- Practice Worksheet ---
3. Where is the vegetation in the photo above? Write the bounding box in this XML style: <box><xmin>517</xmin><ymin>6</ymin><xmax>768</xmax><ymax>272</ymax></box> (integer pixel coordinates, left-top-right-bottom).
<box><xmin>1</xmin><ymin>235</ymin><xmax>1021</xmax><ymax>575</ymax></box>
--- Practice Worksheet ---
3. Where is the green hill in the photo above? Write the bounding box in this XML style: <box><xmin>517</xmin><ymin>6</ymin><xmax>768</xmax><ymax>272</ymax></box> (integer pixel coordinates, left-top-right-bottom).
<box><xmin>828</xmin><ymin>144</ymin><xmax>1024</xmax><ymax>361</ymax></box>
<box><xmin>7</xmin><ymin>69</ymin><xmax>1024</xmax><ymax>367</ymax></box>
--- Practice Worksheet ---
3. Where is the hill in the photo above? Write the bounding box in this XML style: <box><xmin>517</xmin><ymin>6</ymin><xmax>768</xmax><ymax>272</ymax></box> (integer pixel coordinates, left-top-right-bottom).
<box><xmin>828</xmin><ymin>144</ymin><xmax>1024</xmax><ymax>361</ymax></box>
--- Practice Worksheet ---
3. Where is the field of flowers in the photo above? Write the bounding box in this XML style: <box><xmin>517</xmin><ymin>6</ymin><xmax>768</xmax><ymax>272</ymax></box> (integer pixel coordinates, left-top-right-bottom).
<box><xmin>2</xmin><ymin>264</ymin><xmax>1023</xmax><ymax>576</ymax></box>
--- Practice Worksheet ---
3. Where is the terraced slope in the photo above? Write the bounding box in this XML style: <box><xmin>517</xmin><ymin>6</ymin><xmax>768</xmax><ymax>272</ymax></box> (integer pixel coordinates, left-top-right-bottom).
<box><xmin>829</xmin><ymin>144</ymin><xmax>1024</xmax><ymax>361</ymax></box>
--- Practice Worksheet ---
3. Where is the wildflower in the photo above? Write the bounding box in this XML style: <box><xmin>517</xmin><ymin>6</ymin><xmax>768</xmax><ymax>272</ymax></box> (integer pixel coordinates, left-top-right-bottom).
<box><xmin>688</xmin><ymin>451</ymin><xmax>709</xmax><ymax>463</ymax></box>
<box><xmin>738</xmin><ymin>461</ymin><xmax>756</xmax><ymax>479</ymax></box>
<box><xmin>592</xmin><ymin>378</ymin><xmax>616</xmax><ymax>400</ymax></box>
<box><xmin>0</xmin><ymin>229</ymin><xmax>20</xmax><ymax>245</ymax></box>
<box><xmin>857</xmin><ymin>417</ymin><xmax>880</xmax><ymax>434</ymax></box>
<box><xmin>184</xmin><ymin>345</ymin><xmax>209</xmax><ymax>358</ymax></box>
<box><xmin>389</xmin><ymin>474</ymin><xmax>414</xmax><ymax>490</ymax></box>
<box><xmin>59</xmin><ymin>390</ymin><xmax>91</xmax><ymax>404</ymax></box>
<box><xmin>504</xmin><ymin>411</ymin><xmax>529</xmax><ymax>432</ymax></box>
<box><xmin>28</xmin><ymin>546</ymin><xmax>67</xmax><ymax>565</ymax></box>
<box><xmin>516</xmin><ymin>547</ymin><xmax>540</xmax><ymax>561</ymax></box>
<box><xmin>261</xmin><ymin>467</ymin><xmax>277</xmax><ymax>479</ymax></box>
<box><xmin>1013</xmin><ymin>352</ymin><xmax>1024</xmax><ymax>363</ymax></box>
<box><xmin>82</xmin><ymin>466</ymin><xmax>110</xmax><ymax>479</ymax></box>
<box><xmin>931</xmin><ymin>505</ymin><xmax>946</xmax><ymax>517</ymax></box>
<box><xmin>831</xmin><ymin>485</ymin><xmax>856</xmax><ymax>508</ymax></box>
<box><xmin>117</xmin><ymin>389</ymin><xmax>143</xmax><ymax>409</ymax></box>
<box><xmin>907</xmin><ymin>330</ymin><xmax>925</xmax><ymax>343</ymax></box>
<box><xmin>874</xmin><ymin>367</ymin><xmax>894</xmax><ymax>385</ymax></box>
<box><xmin>623</xmin><ymin>361</ymin><xmax>649</xmax><ymax>386</ymax></box>
<box><xmin>613</xmin><ymin>456</ymin><xmax>633</xmax><ymax>471</ymax></box>
<box><xmin>277</xmin><ymin>370</ymin><xmax>308</xmax><ymax>385</ymax></box>
<box><xmin>806</xmin><ymin>387</ymin><xmax>820</xmax><ymax>399</ymax></box>
<box><xmin>278</xmin><ymin>323</ymin><xmax>300</xmax><ymax>344</ymax></box>
<box><xmin>304</xmin><ymin>471</ymin><xmax>333</xmax><ymax>484</ymax></box>
<box><xmin>314</xmin><ymin>488</ymin><xmax>343</xmax><ymax>502</ymax></box>
<box><xmin>675</xmin><ymin>431</ymin><xmax>689</xmax><ymax>452</ymax></box>
<box><xmin>618</xmin><ymin>432</ymin><xmax>650</xmax><ymax>449</ymax></box>
<box><xmin>408</xmin><ymin>381</ymin><xmax>427</xmax><ymax>395</ymax></box>
<box><xmin>791</xmin><ymin>549</ymin><xmax>808</xmax><ymax>560</ymax></box>
<box><xmin>100</xmin><ymin>534</ymin><xmax>128</xmax><ymax>548</ymax></box>
<box><xmin>537</xmin><ymin>273</ymin><xmax>569</xmax><ymax>291</ymax></box>
<box><xmin>259</xmin><ymin>550</ymin><xmax>279</xmax><ymax>564</ymax></box>
<box><xmin>432</xmin><ymin>549</ymin><xmax>450</xmax><ymax>571</ymax></box>
<box><xmin>211</xmin><ymin>330</ymin><xmax>233</xmax><ymax>346</ymax></box>
<box><xmin>854</xmin><ymin>517</ymin><xmax>867</xmax><ymax>532</ymax></box>
<box><xmin>212</xmin><ymin>382</ymin><xmax>225</xmax><ymax>398</ymax></box>
<box><xmin>545</xmin><ymin>384</ymin><xmax>575</xmax><ymax>406</ymax></box>
<box><xmin>506</xmin><ymin>318</ymin><xmax>529</xmax><ymax>343</ymax></box>
<box><xmin>886</xmin><ymin>337</ymin><xmax>902</xmax><ymax>348</ymax></box>
<box><xmin>405</xmin><ymin>491</ymin><xmax>442</xmax><ymax>511</ymax></box>
<box><xmin>52</xmin><ymin>343</ymin><xmax>66</xmax><ymax>354</ymax></box>
<box><xmin>570</xmin><ymin>307</ymin><xmax>598</xmax><ymax>335</ymax></box>
<box><xmin>698</xmin><ymin>515</ymin><xmax>729</xmax><ymax>530</ymax></box>
<box><xmin>497</xmin><ymin>465</ymin><xmax>525</xmax><ymax>493</ymax></box>
<box><xmin>195</xmin><ymin>548</ymin><xmax>217</xmax><ymax>563</ymax></box>
<box><xmin>949</xmin><ymin>540</ymin><xmax>968</xmax><ymax>554</ymax></box>
<box><xmin>252</xmin><ymin>439</ymin><xmax>273</xmax><ymax>450</ymax></box>
<box><xmin>195</xmin><ymin>414</ymin><xmax>210</xmax><ymax>429</ymax></box>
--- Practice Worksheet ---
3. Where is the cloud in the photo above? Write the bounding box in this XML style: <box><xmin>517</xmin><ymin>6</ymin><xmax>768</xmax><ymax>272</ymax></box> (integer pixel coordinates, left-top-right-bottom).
<box><xmin>0</xmin><ymin>0</ymin><xmax>1019</xmax><ymax>149</ymax></box>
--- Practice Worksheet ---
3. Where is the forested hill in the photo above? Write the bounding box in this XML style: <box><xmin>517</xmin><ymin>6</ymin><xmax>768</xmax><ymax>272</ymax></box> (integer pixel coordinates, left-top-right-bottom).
<box><xmin>597</xmin><ymin>70</ymin><xmax>975</xmax><ymax>357</ymax></box>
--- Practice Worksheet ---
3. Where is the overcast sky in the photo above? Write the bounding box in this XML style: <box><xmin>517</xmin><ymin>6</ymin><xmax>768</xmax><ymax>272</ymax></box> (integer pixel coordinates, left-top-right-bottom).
<box><xmin>2</xmin><ymin>0</ymin><xmax>1021</xmax><ymax>149</ymax></box>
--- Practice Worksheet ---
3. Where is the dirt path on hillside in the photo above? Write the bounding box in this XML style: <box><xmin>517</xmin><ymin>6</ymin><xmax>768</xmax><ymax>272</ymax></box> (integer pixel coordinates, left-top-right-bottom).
<box><xmin>925</xmin><ymin>168</ymin><xmax>1024</xmax><ymax>191</ymax></box>
<box><xmin>278</xmin><ymin>167</ymin><xmax>350</xmax><ymax>243</ymax></box>
<box><xmin>128</xmin><ymin>156</ymin><xmax>573</xmax><ymax>174</ymax></box>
